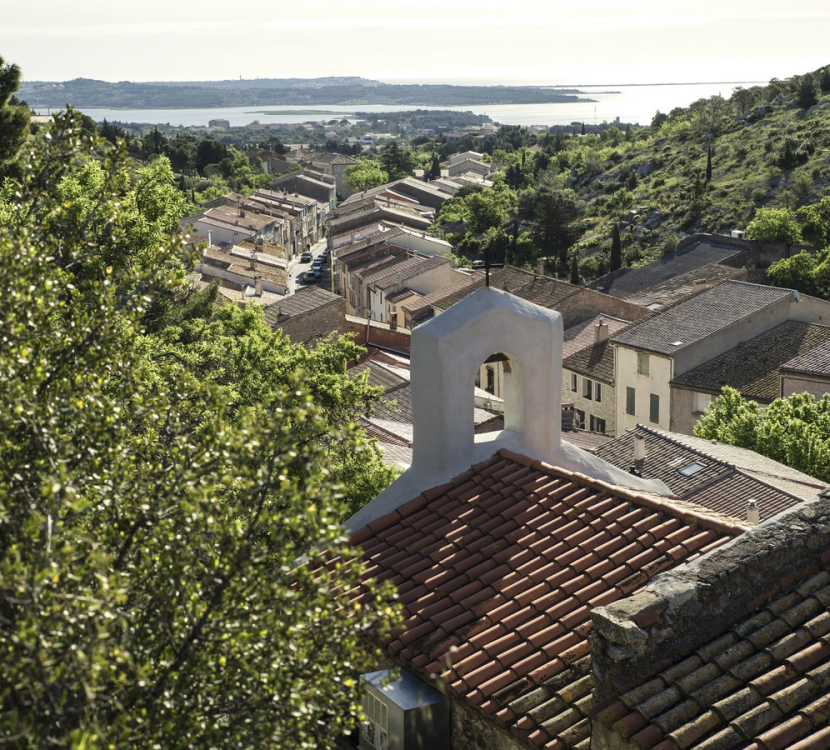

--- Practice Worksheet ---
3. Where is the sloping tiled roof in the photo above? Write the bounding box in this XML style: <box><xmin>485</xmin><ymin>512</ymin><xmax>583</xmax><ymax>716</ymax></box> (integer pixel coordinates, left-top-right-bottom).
<box><xmin>594</xmin><ymin>567</ymin><xmax>830</xmax><ymax>749</ymax></box>
<box><xmin>562</xmin><ymin>315</ymin><xmax>631</xmax><ymax>359</ymax></box>
<box><xmin>622</xmin><ymin>263</ymin><xmax>745</xmax><ymax>308</ymax></box>
<box><xmin>644</xmin><ymin>428</ymin><xmax>827</xmax><ymax>502</ymax></box>
<box><xmin>595</xmin><ymin>426</ymin><xmax>806</xmax><ymax>521</ymax></box>
<box><xmin>671</xmin><ymin>320</ymin><xmax>830</xmax><ymax>402</ymax></box>
<box><xmin>349</xmin><ymin>358</ymin><xmax>409</xmax><ymax>393</ymax></box>
<box><xmin>400</xmin><ymin>274</ymin><xmax>479</xmax><ymax>316</ymax></box>
<box><xmin>262</xmin><ymin>285</ymin><xmax>341</xmax><ymax>326</ymax></box>
<box><xmin>563</xmin><ymin>339</ymin><xmax>616</xmax><ymax>384</ymax></box>
<box><xmin>612</xmin><ymin>281</ymin><xmax>793</xmax><ymax>356</ymax></box>
<box><xmin>588</xmin><ymin>238</ymin><xmax>742</xmax><ymax>299</ymax></box>
<box><xmin>781</xmin><ymin>338</ymin><xmax>830</xmax><ymax>378</ymax></box>
<box><xmin>342</xmin><ymin>451</ymin><xmax>745</xmax><ymax>748</ymax></box>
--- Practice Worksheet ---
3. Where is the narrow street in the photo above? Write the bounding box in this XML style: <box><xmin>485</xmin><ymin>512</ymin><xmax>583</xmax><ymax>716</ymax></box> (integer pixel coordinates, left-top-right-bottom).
<box><xmin>286</xmin><ymin>237</ymin><xmax>332</xmax><ymax>295</ymax></box>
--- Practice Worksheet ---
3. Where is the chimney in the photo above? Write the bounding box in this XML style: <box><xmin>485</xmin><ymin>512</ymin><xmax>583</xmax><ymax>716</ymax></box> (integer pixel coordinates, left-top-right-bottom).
<box><xmin>255</xmin><ymin>276</ymin><xmax>263</xmax><ymax>296</ymax></box>
<box><xmin>747</xmin><ymin>499</ymin><xmax>760</xmax><ymax>526</ymax></box>
<box><xmin>633</xmin><ymin>432</ymin><xmax>646</xmax><ymax>462</ymax></box>
<box><xmin>595</xmin><ymin>318</ymin><xmax>609</xmax><ymax>344</ymax></box>
<box><xmin>536</xmin><ymin>262</ymin><xmax>545</xmax><ymax>277</ymax></box>
<box><xmin>692</xmin><ymin>278</ymin><xmax>708</xmax><ymax>294</ymax></box>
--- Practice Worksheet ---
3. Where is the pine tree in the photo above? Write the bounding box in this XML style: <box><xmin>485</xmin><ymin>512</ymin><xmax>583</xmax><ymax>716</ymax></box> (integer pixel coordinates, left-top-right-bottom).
<box><xmin>610</xmin><ymin>223</ymin><xmax>622</xmax><ymax>271</ymax></box>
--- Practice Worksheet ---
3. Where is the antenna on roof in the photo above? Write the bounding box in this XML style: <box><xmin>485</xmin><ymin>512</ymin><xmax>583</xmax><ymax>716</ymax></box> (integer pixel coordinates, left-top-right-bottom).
<box><xmin>483</xmin><ymin>241</ymin><xmax>504</xmax><ymax>288</ymax></box>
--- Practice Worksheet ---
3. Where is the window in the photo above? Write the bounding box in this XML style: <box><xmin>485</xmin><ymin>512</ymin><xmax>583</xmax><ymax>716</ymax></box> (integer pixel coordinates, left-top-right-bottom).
<box><xmin>485</xmin><ymin>366</ymin><xmax>495</xmax><ymax>395</ymax></box>
<box><xmin>679</xmin><ymin>461</ymin><xmax>707</xmax><ymax>477</ymax></box>
<box><xmin>626</xmin><ymin>387</ymin><xmax>636</xmax><ymax>416</ymax></box>
<box><xmin>570</xmin><ymin>373</ymin><xmax>578</xmax><ymax>392</ymax></box>
<box><xmin>595</xmin><ymin>383</ymin><xmax>602</xmax><ymax>403</ymax></box>
<box><xmin>649</xmin><ymin>393</ymin><xmax>660</xmax><ymax>423</ymax></box>
<box><xmin>575</xmin><ymin>409</ymin><xmax>585</xmax><ymax>428</ymax></box>
<box><xmin>590</xmin><ymin>415</ymin><xmax>606</xmax><ymax>433</ymax></box>
<box><xmin>637</xmin><ymin>352</ymin><xmax>650</xmax><ymax>376</ymax></box>
<box><xmin>582</xmin><ymin>378</ymin><xmax>593</xmax><ymax>400</ymax></box>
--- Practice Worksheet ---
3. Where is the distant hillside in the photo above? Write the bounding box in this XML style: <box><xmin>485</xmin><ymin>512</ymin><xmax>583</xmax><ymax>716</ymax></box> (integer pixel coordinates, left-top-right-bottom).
<box><xmin>18</xmin><ymin>77</ymin><xmax>591</xmax><ymax>109</ymax></box>
<box><xmin>566</xmin><ymin>67</ymin><xmax>830</xmax><ymax>264</ymax></box>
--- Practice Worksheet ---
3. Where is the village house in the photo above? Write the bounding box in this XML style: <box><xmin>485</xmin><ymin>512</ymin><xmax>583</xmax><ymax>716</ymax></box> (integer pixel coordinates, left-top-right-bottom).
<box><xmin>780</xmin><ymin>338</ymin><xmax>830</xmax><ymax>398</ymax></box>
<box><xmin>261</xmin><ymin>285</ymin><xmax>345</xmax><ymax>345</ymax></box>
<box><xmin>612</xmin><ymin>280</ymin><xmax>830</xmax><ymax>436</ymax></box>
<box><xmin>306</xmin><ymin>151</ymin><xmax>357</xmax><ymax>199</ymax></box>
<box><xmin>196</xmin><ymin>239</ymin><xmax>287</xmax><ymax>297</ymax></box>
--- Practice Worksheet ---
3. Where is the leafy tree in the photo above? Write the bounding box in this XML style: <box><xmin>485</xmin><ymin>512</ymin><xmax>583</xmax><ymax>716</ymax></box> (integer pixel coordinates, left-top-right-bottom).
<box><xmin>466</xmin><ymin>190</ymin><xmax>508</xmax><ymax>236</ymax></box>
<box><xmin>0</xmin><ymin>55</ymin><xmax>29</xmax><ymax>175</ymax></box>
<box><xmin>746</xmin><ymin>207</ymin><xmax>802</xmax><ymax>245</ymax></box>
<box><xmin>427</xmin><ymin>152</ymin><xmax>441</xmax><ymax>180</ymax></box>
<box><xmin>195</xmin><ymin>136</ymin><xmax>229</xmax><ymax>175</ymax></box>
<box><xmin>517</xmin><ymin>184</ymin><xmax>585</xmax><ymax>268</ymax></box>
<box><xmin>799</xmin><ymin>196</ymin><xmax>830</xmax><ymax>247</ymax></box>
<box><xmin>610</xmin><ymin>223</ymin><xmax>622</xmax><ymax>271</ymax></box>
<box><xmin>344</xmin><ymin>159</ymin><xmax>389</xmax><ymax>192</ymax></box>
<box><xmin>0</xmin><ymin>110</ymin><xmax>397</xmax><ymax>747</ymax></box>
<box><xmin>379</xmin><ymin>141</ymin><xmax>415</xmax><ymax>180</ymax></box>
<box><xmin>766</xmin><ymin>250</ymin><xmax>819</xmax><ymax>296</ymax></box>
<box><xmin>695</xmin><ymin>387</ymin><xmax>830</xmax><ymax>482</ymax></box>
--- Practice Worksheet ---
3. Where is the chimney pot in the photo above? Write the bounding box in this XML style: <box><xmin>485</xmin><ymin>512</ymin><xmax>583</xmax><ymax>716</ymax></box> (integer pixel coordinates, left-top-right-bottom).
<box><xmin>634</xmin><ymin>433</ymin><xmax>646</xmax><ymax>461</ymax></box>
<box><xmin>747</xmin><ymin>499</ymin><xmax>760</xmax><ymax>526</ymax></box>
<box><xmin>595</xmin><ymin>318</ymin><xmax>610</xmax><ymax>344</ymax></box>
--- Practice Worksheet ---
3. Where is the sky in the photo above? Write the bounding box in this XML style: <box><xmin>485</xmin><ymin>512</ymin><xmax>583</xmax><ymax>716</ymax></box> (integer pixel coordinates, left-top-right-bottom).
<box><xmin>2</xmin><ymin>1</ymin><xmax>828</xmax><ymax>86</ymax></box>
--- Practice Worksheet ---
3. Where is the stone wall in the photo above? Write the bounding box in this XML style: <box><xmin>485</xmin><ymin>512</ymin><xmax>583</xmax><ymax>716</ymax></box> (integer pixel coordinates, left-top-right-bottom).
<box><xmin>280</xmin><ymin>297</ymin><xmax>346</xmax><ymax>346</ymax></box>
<box><xmin>558</xmin><ymin>288</ymin><xmax>651</xmax><ymax>329</ymax></box>
<box><xmin>589</xmin><ymin>497</ymin><xmax>830</xmax><ymax>699</ymax></box>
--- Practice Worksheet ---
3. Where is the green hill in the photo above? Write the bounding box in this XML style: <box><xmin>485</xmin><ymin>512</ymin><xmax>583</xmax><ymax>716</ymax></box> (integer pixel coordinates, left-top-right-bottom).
<box><xmin>565</xmin><ymin>67</ymin><xmax>830</xmax><ymax>267</ymax></box>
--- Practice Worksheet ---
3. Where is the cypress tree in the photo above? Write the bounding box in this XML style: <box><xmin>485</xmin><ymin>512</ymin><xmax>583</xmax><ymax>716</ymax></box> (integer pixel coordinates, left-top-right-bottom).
<box><xmin>610</xmin><ymin>223</ymin><xmax>622</xmax><ymax>271</ymax></box>
<box><xmin>570</xmin><ymin>252</ymin><xmax>580</xmax><ymax>285</ymax></box>
<box><xmin>706</xmin><ymin>144</ymin><xmax>713</xmax><ymax>182</ymax></box>
<box><xmin>581</xmin><ymin>122</ymin><xmax>586</xmax><ymax>136</ymax></box>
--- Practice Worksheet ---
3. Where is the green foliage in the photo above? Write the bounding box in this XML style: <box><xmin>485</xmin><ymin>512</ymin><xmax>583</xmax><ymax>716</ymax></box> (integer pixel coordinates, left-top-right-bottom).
<box><xmin>517</xmin><ymin>184</ymin><xmax>585</xmax><ymax>268</ymax></box>
<box><xmin>344</xmin><ymin>159</ymin><xmax>389</xmax><ymax>192</ymax></box>
<box><xmin>694</xmin><ymin>387</ymin><xmax>830</xmax><ymax>482</ymax></box>
<box><xmin>0</xmin><ymin>55</ymin><xmax>30</xmax><ymax>174</ymax></box>
<box><xmin>798</xmin><ymin>196</ymin><xmax>830</xmax><ymax>246</ymax></box>
<box><xmin>379</xmin><ymin>141</ymin><xmax>416</xmax><ymax>180</ymax></box>
<box><xmin>610</xmin><ymin>223</ymin><xmax>622</xmax><ymax>271</ymax></box>
<box><xmin>792</xmin><ymin>73</ymin><xmax>820</xmax><ymax>109</ymax></box>
<box><xmin>0</xmin><ymin>110</ymin><xmax>397</xmax><ymax>747</ymax></box>
<box><xmin>746</xmin><ymin>207</ymin><xmax>803</xmax><ymax>244</ymax></box>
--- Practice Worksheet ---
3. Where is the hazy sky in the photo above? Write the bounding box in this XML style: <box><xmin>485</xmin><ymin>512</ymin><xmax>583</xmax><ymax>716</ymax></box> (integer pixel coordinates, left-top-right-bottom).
<box><xmin>2</xmin><ymin>1</ymin><xmax>828</xmax><ymax>85</ymax></box>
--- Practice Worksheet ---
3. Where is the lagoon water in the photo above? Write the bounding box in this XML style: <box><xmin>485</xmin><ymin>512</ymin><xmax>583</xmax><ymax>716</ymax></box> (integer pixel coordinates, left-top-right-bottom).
<box><xmin>37</xmin><ymin>82</ymin><xmax>762</xmax><ymax>129</ymax></box>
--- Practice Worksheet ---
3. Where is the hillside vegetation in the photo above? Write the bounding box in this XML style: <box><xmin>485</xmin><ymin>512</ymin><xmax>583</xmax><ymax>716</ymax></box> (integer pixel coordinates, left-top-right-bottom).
<box><xmin>566</xmin><ymin>67</ymin><xmax>830</xmax><ymax>270</ymax></box>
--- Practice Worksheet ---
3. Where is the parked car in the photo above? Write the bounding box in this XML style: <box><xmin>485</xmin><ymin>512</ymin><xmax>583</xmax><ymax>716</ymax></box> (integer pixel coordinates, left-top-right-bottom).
<box><xmin>300</xmin><ymin>251</ymin><xmax>312</xmax><ymax>263</ymax></box>
<box><xmin>304</xmin><ymin>269</ymin><xmax>321</xmax><ymax>283</ymax></box>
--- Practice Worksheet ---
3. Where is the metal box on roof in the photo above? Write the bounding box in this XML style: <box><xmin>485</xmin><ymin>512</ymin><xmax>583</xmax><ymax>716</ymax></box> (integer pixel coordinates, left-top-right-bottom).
<box><xmin>358</xmin><ymin>669</ymin><xmax>450</xmax><ymax>750</ymax></box>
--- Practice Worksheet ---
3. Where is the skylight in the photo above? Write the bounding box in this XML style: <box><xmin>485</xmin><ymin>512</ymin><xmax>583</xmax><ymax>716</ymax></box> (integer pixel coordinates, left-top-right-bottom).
<box><xmin>666</xmin><ymin>457</ymin><xmax>685</xmax><ymax>467</ymax></box>
<box><xmin>678</xmin><ymin>461</ymin><xmax>707</xmax><ymax>477</ymax></box>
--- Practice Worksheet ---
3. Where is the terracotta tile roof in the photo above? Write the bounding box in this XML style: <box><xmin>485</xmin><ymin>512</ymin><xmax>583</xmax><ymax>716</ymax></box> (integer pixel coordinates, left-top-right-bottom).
<box><xmin>596</xmin><ymin>426</ymin><xmax>805</xmax><ymax>522</ymax></box>
<box><xmin>781</xmin><ymin>339</ymin><xmax>830</xmax><ymax>378</ymax></box>
<box><xmin>339</xmin><ymin>451</ymin><xmax>745</xmax><ymax>748</ymax></box>
<box><xmin>588</xmin><ymin>238</ymin><xmax>742</xmax><ymax>300</ymax></box>
<box><xmin>562</xmin><ymin>429</ymin><xmax>614</xmax><ymax>453</ymax></box>
<box><xmin>356</xmin><ymin>254</ymin><xmax>448</xmax><ymax>291</ymax></box>
<box><xmin>595</xmin><ymin>567</ymin><xmax>830</xmax><ymax>749</ymax></box>
<box><xmin>400</xmin><ymin>275</ymin><xmax>479</xmax><ymax>317</ymax></box>
<box><xmin>622</xmin><ymin>263</ymin><xmax>746</xmax><ymax>308</ymax></box>
<box><xmin>349</xmin><ymin>357</ymin><xmax>409</xmax><ymax>392</ymax></box>
<box><xmin>262</xmin><ymin>285</ymin><xmax>341</xmax><ymax>326</ymax></box>
<box><xmin>612</xmin><ymin>282</ymin><xmax>794</xmax><ymax>356</ymax></box>
<box><xmin>562</xmin><ymin>315</ymin><xmax>631</xmax><ymax>359</ymax></box>
<box><xmin>645</xmin><ymin>428</ymin><xmax>828</xmax><ymax>502</ymax></box>
<box><xmin>671</xmin><ymin>321</ymin><xmax>830</xmax><ymax>402</ymax></box>
<box><xmin>563</xmin><ymin>339</ymin><xmax>616</xmax><ymax>384</ymax></box>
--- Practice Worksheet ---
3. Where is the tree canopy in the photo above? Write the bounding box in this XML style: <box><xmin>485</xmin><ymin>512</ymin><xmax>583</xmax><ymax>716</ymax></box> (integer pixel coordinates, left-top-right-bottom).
<box><xmin>0</xmin><ymin>55</ymin><xmax>30</xmax><ymax>174</ymax></box>
<box><xmin>694</xmin><ymin>387</ymin><xmax>830</xmax><ymax>483</ymax></box>
<box><xmin>344</xmin><ymin>159</ymin><xmax>389</xmax><ymax>192</ymax></box>
<box><xmin>0</xmin><ymin>107</ymin><xmax>397</xmax><ymax>747</ymax></box>
<box><xmin>746</xmin><ymin>207</ymin><xmax>803</xmax><ymax>244</ymax></box>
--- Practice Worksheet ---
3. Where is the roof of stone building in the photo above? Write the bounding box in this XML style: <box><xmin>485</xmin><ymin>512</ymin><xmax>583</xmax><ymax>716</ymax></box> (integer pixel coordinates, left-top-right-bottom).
<box><xmin>670</xmin><ymin>320</ymin><xmax>830</xmax><ymax>402</ymax></box>
<box><xmin>640</xmin><ymin>428</ymin><xmax>827</xmax><ymax>502</ymax></box>
<box><xmin>400</xmin><ymin>274</ymin><xmax>479</xmax><ymax>316</ymax></box>
<box><xmin>588</xmin><ymin>237</ymin><xmax>743</xmax><ymax>300</ymax></box>
<box><xmin>309</xmin><ymin>152</ymin><xmax>357</xmax><ymax>165</ymax></box>
<box><xmin>339</xmin><ymin>450</ymin><xmax>745</xmax><ymax>749</ymax></box>
<box><xmin>262</xmin><ymin>285</ymin><xmax>341</xmax><ymax>327</ymax></box>
<box><xmin>781</xmin><ymin>339</ymin><xmax>830</xmax><ymax>378</ymax></box>
<box><xmin>621</xmin><ymin>263</ymin><xmax>746</xmax><ymax>309</ymax></box>
<box><xmin>349</xmin><ymin>357</ymin><xmax>409</xmax><ymax>393</ymax></box>
<box><xmin>593</xmin><ymin>566</ymin><xmax>830</xmax><ymax>750</ymax></box>
<box><xmin>562</xmin><ymin>315</ymin><xmax>631</xmax><ymax>359</ymax></box>
<box><xmin>563</xmin><ymin>339</ymin><xmax>617</xmax><ymax>384</ymax></box>
<box><xmin>595</xmin><ymin>426</ymin><xmax>809</xmax><ymax>522</ymax></box>
<box><xmin>612</xmin><ymin>281</ymin><xmax>794</xmax><ymax>356</ymax></box>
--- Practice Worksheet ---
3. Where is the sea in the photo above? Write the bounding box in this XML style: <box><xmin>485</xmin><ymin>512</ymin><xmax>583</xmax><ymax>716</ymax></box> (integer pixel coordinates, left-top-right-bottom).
<box><xmin>34</xmin><ymin>82</ymin><xmax>763</xmax><ymax>129</ymax></box>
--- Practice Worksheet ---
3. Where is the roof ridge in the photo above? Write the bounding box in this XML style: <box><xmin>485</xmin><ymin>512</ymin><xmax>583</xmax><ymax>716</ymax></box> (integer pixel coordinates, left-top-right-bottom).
<box><xmin>497</xmin><ymin>448</ymin><xmax>749</xmax><ymax>536</ymax></box>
